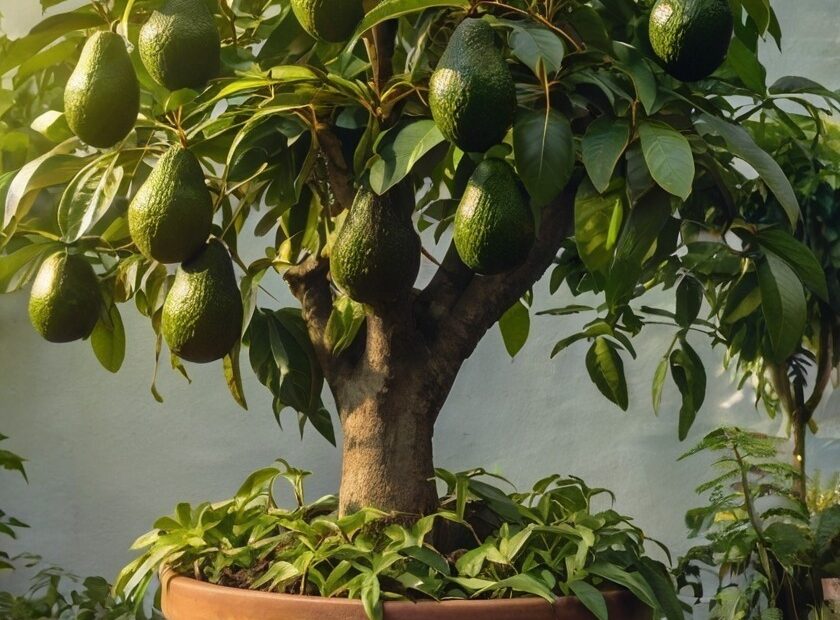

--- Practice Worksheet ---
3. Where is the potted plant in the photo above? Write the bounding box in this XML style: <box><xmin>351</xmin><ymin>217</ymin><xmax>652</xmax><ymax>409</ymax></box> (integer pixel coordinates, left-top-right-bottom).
<box><xmin>0</xmin><ymin>0</ymin><xmax>822</xmax><ymax>617</ymax></box>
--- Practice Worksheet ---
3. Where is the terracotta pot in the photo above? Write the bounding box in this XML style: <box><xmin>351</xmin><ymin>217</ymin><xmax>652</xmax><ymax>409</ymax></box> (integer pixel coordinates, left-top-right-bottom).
<box><xmin>161</xmin><ymin>572</ymin><xmax>651</xmax><ymax>620</ymax></box>
<box><xmin>824</xmin><ymin>577</ymin><xmax>840</xmax><ymax>601</ymax></box>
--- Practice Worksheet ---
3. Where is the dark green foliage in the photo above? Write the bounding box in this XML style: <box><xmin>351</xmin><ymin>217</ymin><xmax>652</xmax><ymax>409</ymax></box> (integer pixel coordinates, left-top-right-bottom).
<box><xmin>162</xmin><ymin>239</ymin><xmax>243</xmax><ymax>363</ymax></box>
<box><xmin>128</xmin><ymin>146</ymin><xmax>213</xmax><ymax>264</ymax></box>
<box><xmin>139</xmin><ymin>0</ymin><xmax>221</xmax><ymax>91</ymax></box>
<box><xmin>116</xmin><ymin>461</ymin><xmax>682</xmax><ymax>620</ymax></box>
<box><xmin>331</xmin><ymin>187</ymin><xmax>420</xmax><ymax>305</ymax></box>
<box><xmin>648</xmin><ymin>0</ymin><xmax>734</xmax><ymax>81</ymax></box>
<box><xmin>429</xmin><ymin>18</ymin><xmax>516</xmax><ymax>153</ymax></box>
<box><xmin>64</xmin><ymin>32</ymin><xmax>139</xmax><ymax>148</ymax></box>
<box><xmin>453</xmin><ymin>158</ymin><xmax>534</xmax><ymax>275</ymax></box>
<box><xmin>290</xmin><ymin>0</ymin><xmax>364</xmax><ymax>43</ymax></box>
<box><xmin>28</xmin><ymin>252</ymin><xmax>100</xmax><ymax>343</ymax></box>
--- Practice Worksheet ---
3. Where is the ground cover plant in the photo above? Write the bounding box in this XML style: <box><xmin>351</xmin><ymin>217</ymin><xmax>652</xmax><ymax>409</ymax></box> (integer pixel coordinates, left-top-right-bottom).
<box><xmin>1</xmin><ymin>0</ymin><xmax>837</xmax><ymax>617</ymax></box>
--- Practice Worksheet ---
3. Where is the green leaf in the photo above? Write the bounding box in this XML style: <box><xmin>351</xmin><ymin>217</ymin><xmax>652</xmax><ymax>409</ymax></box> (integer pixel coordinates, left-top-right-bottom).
<box><xmin>726</xmin><ymin>35</ymin><xmax>766</xmax><ymax>94</ymax></box>
<box><xmin>606</xmin><ymin>189</ymin><xmax>671</xmax><ymax>309</ymax></box>
<box><xmin>568</xmin><ymin>580</ymin><xmax>608</xmax><ymax>620</ymax></box>
<box><xmin>758</xmin><ymin>252</ymin><xmax>806</xmax><ymax>362</ymax></box>
<box><xmin>369</xmin><ymin>120</ymin><xmax>445</xmax><ymax>194</ymax></box>
<box><xmin>741</xmin><ymin>0</ymin><xmax>771</xmax><ymax>34</ymax></box>
<box><xmin>498</xmin><ymin>300</ymin><xmax>530</xmax><ymax>358</ymax></box>
<box><xmin>675</xmin><ymin>277</ymin><xmax>703</xmax><ymax>328</ymax></box>
<box><xmin>352</xmin><ymin>0</ymin><xmax>470</xmax><ymax>44</ymax></box>
<box><xmin>755</xmin><ymin>229</ymin><xmax>828</xmax><ymax>301</ymax></box>
<box><xmin>669</xmin><ymin>340</ymin><xmax>706</xmax><ymax>440</ymax></box>
<box><xmin>586</xmin><ymin>337</ymin><xmax>628</xmax><ymax>411</ymax></box>
<box><xmin>574</xmin><ymin>179</ymin><xmax>623</xmax><ymax>275</ymax></box>
<box><xmin>696</xmin><ymin>114</ymin><xmax>800</xmax><ymax>226</ymax></box>
<box><xmin>490</xmin><ymin>573</ymin><xmax>555</xmax><ymax>602</ymax></box>
<box><xmin>325</xmin><ymin>295</ymin><xmax>366</xmax><ymax>355</ymax></box>
<box><xmin>588</xmin><ymin>563</ymin><xmax>658</xmax><ymax>609</ymax></box>
<box><xmin>91</xmin><ymin>304</ymin><xmax>126</xmax><ymax>374</ymax></box>
<box><xmin>506</xmin><ymin>21</ymin><xmax>565</xmax><ymax>76</ymax></box>
<box><xmin>612</xmin><ymin>42</ymin><xmax>657</xmax><ymax>114</ymax></box>
<box><xmin>57</xmin><ymin>155</ymin><xmax>124</xmax><ymax>242</ymax></box>
<box><xmin>15</xmin><ymin>37</ymin><xmax>80</xmax><ymax>83</ymax></box>
<box><xmin>514</xmin><ymin>108</ymin><xmax>575</xmax><ymax>207</ymax></box>
<box><xmin>30</xmin><ymin>110</ymin><xmax>73</xmax><ymax>143</ymax></box>
<box><xmin>638</xmin><ymin>121</ymin><xmax>695</xmax><ymax>201</ymax></box>
<box><xmin>652</xmin><ymin>355</ymin><xmax>668</xmax><ymax>416</ymax></box>
<box><xmin>0</xmin><ymin>10</ymin><xmax>101</xmax><ymax>76</ymax></box>
<box><xmin>224</xmin><ymin>342</ymin><xmax>248</xmax><ymax>411</ymax></box>
<box><xmin>582</xmin><ymin>118</ymin><xmax>630</xmax><ymax>194</ymax></box>
<box><xmin>3</xmin><ymin>139</ymin><xmax>82</xmax><ymax>230</ymax></box>
<box><xmin>0</xmin><ymin>240</ymin><xmax>59</xmax><ymax>293</ymax></box>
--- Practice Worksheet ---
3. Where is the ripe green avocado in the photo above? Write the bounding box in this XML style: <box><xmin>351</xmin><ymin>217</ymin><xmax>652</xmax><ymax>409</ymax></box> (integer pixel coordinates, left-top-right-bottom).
<box><xmin>330</xmin><ymin>187</ymin><xmax>421</xmax><ymax>305</ymax></box>
<box><xmin>429</xmin><ymin>18</ymin><xmax>516</xmax><ymax>153</ymax></box>
<box><xmin>28</xmin><ymin>252</ymin><xmax>101</xmax><ymax>343</ymax></box>
<box><xmin>162</xmin><ymin>239</ymin><xmax>243</xmax><ymax>364</ymax></box>
<box><xmin>64</xmin><ymin>32</ymin><xmax>139</xmax><ymax>148</ymax></box>
<box><xmin>454</xmin><ymin>159</ymin><xmax>534</xmax><ymax>275</ymax></box>
<box><xmin>128</xmin><ymin>145</ymin><xmax>213</xmax><ymax>264</ymax></box>
<box><xmin>139</xmin><ymin>0</ymin><xmax>221</xmax><ymax>91</ymax></box>
<box><xmin>290</xmin><ymin>0</ymin><xmax>364</xmax><ymax>43</ymax></box>
<box><xmin>649</xmin><ymin>0</ymin><xmax>734</xmax><ymax>82</ymax></box>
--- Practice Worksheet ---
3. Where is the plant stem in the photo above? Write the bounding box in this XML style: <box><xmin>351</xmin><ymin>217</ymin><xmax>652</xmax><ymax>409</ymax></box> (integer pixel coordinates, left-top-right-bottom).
<box><xmin>733</xmin><ymin>444</ymin><xmax>779</xmax><ymax>601</ymax></box>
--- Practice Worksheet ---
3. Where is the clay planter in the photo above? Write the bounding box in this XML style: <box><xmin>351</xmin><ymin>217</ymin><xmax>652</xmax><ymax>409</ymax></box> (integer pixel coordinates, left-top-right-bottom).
<box><xmin>824</xmin><ymin>578</ymin><xmax>840</xmax><ymax>611</ymax></box>
<box><xmin>161</xmin><ymin>572</ymin><xmax>651</xmax><ymax>620</ymax></box>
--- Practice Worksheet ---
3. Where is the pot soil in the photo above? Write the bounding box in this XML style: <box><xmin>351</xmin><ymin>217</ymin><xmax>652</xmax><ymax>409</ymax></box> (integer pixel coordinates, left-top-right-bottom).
<box><xmin>161</xmin><ymin>572</ymin><xmax>651</xmax><ymax>620</ymax></box>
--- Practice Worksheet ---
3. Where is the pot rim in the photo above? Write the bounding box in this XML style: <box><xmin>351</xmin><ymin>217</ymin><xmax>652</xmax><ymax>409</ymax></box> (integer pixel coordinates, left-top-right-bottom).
<box><xmin>159</xmin><ymin>569</ymin><xmax>639</xmax><ymax>609</ymax></box>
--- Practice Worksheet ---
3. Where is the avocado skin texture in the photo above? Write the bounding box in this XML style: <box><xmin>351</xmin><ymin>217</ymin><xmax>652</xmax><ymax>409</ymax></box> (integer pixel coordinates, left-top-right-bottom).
<box><xmin>290</xmin><ymin>0</ymin><xmax>364</xmax><ymax>43</ymax></box>
<box><xmin>454</xmin><ymin>159</ymin><xmax>534</xmax><ymax>275</ymax></box>
<box><xmin>162</xmin><ymin>239</ymin><xmax>243</xmax><ymax>364</ymax></box>
<box><xmin>139</xmin><ymin>0</ymin><xmax>221</xmax><ymax>91</ymax></box>
<box><xmin>128</xmin><ymin>146</ymin><xmax>213</xmax><ymax>264</ymax></box>
<box><xmin>28</xmin><ymin>252</ymin><xmax>101</xmax><ymax>343</ymax></box>
<box><xmin>64</xmin><ymin>32</ymin><xmax>139</xmax><ymax>148</ymax></box>
<box><xmin>649</xmin><ymin>0</ymin><xmax>733</xmax><ymax>81</ymax></box>
<box><xmin>429</xmin><ymin>18</ymin><xmax>516</xmax><ymax>153</ymax></box>
<box><xmin>331</xmin><ymin>188</ymin><xmax>421</xmax><ymax>305</ymax></box>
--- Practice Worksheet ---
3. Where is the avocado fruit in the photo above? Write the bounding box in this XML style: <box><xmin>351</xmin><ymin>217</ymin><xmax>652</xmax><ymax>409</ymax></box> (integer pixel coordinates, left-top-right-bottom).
<box><xmin>649</xmin><ymin>0</ymin><xmax>734</xmax><ymax>81</ymax></box>
<box><xmin>162</xmin><ymin>239</ymin><xmax>243</xmax><ymax>363</ymax></box>
<box><xmin>64</xmin><ymin>32</ymin><xmax>140</xmax><ymax>148</ymax></box>
<box><xmin>429</xmin><ymin>18</ymin><xmax>516</xmax><ymax>153</ymax></box>
<box><xmin>28</xmin><ymin>252</ymin><xmax>101</xmax><ymax>343</ymax></box>
<box><xmin>453</xmin><ymin>158</ymin><xmax>534</xmax><ymax>275</ymax></box>
<box><xmin>290</xmin><ymin>0</ymin><xmax>364</xmax><ymax>43</ymax></box>
<box><xmin>330</xmin><ymin>187</ymin><xmax>421</xmax><ymax>305</ymax></box>
<box><xmin>128</xmin><ymin>145</ymin><xmax>213</xmax><ymax>264</ymax></box>
<box><xmin>139</xmin><ymin>0</ymin><xmax>221</xmax><ymax>91</ymax></box>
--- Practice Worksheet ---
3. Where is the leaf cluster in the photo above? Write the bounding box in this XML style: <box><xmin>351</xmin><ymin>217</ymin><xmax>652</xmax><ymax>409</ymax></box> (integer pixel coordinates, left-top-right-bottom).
<box><xmin>116</xmin><ymin>460</ymin><xmax>684</xmax><ymax>620</ymax></box>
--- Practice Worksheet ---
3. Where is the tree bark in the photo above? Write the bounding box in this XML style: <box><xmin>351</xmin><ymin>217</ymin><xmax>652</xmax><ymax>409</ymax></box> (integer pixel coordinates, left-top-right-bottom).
<box><xmin>334</xmin><ymin>304</ymin><xmax>451</xmax><ymax>516</ymax></box>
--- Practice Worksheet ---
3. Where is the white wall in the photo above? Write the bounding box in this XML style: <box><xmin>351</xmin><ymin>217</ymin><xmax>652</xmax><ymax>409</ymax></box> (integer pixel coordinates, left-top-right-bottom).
<box><xmin>0</xmin><ymin>0</ymin><xmax>838</xmax><ymax>610</ymax></box>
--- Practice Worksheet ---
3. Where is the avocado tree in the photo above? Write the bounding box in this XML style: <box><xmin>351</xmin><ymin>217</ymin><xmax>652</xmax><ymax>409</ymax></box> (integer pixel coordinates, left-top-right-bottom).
<box><xmin>0</xmin><ymin>0</ymin><xmax>819</xmax><ymax>520</ymax></box>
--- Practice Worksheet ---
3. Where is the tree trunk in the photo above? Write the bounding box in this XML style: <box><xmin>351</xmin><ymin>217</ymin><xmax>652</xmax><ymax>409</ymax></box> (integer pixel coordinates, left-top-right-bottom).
<box><xmin>338</xmin><ymin>391</ymin><xmax>439</xmax><ymax>516</ymax></box>
<box><xmin>333</xmin><ymin>307</ymin><xmax>458</xmax><ymax>517</ymax></box>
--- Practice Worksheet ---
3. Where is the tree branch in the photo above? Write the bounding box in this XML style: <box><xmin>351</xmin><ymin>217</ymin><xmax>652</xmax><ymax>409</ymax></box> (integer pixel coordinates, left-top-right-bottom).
<box><xmin>283</xmin><ymin>256</ymin><xmax>341</xmax><ymax>384</ymax></box>
<box><xmin>314</xmin><ymin>123</ymin><xmax>356</xmax><ymax>215</ymax></box>
<box><xmin>804</xmin><ymin>316</ymin><xmax>835</xmax><ymax>419</ymax></box>
<box><xmin>423</xmin><ymin>181</ymin><xmax>578</xmax><ymax>401</ymax></box>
